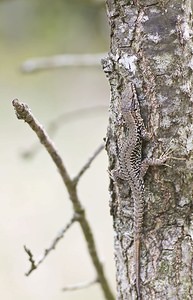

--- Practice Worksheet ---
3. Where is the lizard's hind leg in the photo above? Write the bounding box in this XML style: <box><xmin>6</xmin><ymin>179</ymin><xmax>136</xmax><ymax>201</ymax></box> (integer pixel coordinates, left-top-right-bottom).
<box><xmin>141</xmin><ymin>155</ymin><xmax>168</xmax><ymax>178</ymax></box>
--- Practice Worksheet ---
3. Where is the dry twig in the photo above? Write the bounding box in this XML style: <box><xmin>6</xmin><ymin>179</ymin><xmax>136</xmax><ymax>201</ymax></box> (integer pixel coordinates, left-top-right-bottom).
<box><xmin>21</xmin><ymin>105</ymin><xmax>107</xmax><ymax>159</ymax></box>
<box><xmin>62</xmin><ymin>278</ymin><xmax>98</xmax><ymax>292</ymax></box>
<box><xmin>73</xmin><ymin>143</ymin><xmax>104</xmax><ymax>184</ymax></box>
<box><xmin>24</xmin><ymin>215</ymin><xmax>76</xmax><ymax>276</ymax></box>
<box><xmin>21</xmin><ymin>53</ymin><xmax>107</xmax><ymax>73</ymax></box>
<box><xmin>12</xmin><ymin>99</ymin><xmax>114</xmax><ymax>300</ymax></box>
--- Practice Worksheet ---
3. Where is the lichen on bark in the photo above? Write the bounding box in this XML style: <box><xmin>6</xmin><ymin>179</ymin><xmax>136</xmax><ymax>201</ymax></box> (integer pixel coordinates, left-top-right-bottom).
<box><xmin>103</xmin><ymin>0</ymin><xmax>193</xmax><ymax>299</ymax></box>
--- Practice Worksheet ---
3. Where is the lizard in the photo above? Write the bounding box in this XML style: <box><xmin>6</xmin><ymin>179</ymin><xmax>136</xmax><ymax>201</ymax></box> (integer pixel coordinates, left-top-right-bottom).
<box><xmin>114</xmin><ymin>82</ymin><xmax>167</xmax><ymax>299</ymax></box>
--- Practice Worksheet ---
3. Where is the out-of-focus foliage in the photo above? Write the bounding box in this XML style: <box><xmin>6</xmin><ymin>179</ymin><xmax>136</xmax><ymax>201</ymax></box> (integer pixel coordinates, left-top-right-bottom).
<box><xmin>0</xmin><ymin>2</ymin><xmax>114</xmax><ymax>300</ymax></box>
<box><xmin>0</xmin><ymin>0</ymin><xmax>109</xmax><ymax>54</ymax></box>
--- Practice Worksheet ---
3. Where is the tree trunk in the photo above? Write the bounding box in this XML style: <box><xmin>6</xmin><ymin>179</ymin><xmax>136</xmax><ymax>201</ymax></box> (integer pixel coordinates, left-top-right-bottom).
<box><xmin>102</xmin><ymin>1</ymin><xmax>193</xmax><ymax>299</ymax></box>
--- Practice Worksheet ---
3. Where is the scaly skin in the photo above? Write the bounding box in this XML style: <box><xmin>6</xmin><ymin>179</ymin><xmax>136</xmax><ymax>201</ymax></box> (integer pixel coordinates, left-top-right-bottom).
<box><xmin>116</xmin><ymin>83</ymin><xmax>166</xmax><ymax>299</ymax></box>
<box><xmin>118</xmin><ymin>83</ymin><xmax>145</xmax><ymax>299</ymax></box>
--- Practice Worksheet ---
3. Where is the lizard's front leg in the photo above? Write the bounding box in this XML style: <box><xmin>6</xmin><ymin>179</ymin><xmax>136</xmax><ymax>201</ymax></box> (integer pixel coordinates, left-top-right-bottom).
<box><xmin>141</xmin><ymin>155</ymin><xmax>168</xmax><ymax>178</ymax></box>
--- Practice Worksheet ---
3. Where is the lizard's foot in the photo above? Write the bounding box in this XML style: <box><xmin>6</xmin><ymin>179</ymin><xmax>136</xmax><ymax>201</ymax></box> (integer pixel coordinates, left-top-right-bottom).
<box><xmin>108</xmin><ymin>168</ymin><xmax>124</xmax><ymax>181</ymax></box>
<box><xmin>141</xmin><ymin>147</ymin><xmax>172</xmax><ymax>177</ymax></box>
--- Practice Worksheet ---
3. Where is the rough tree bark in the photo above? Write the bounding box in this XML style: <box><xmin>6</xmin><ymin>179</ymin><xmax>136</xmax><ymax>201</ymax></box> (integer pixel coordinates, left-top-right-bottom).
<box><xmin>102</xmin><ymin>1</ymin><xmax>193</xmax><ymax>299</ymax></box>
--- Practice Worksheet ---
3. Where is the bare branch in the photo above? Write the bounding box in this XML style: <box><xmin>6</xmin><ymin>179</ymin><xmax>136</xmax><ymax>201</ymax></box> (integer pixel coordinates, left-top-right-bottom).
<box><xmin>21</xmin><ymin>105</ymin><xmax>107</xmax><ymax>159</ymax></box>
<box><xmin>12</xmin><ymin>99</ymin><xmax>115</xmax><ymax>300</ymax></box>
<box><xmin>24</xmin><ymin>215</ymin><xmax>76</xmax><ymax>276</ymax></box>
<box><xmin>62</xmin><ymin>278</ymin><xmax>99</xmax><ymax>292</ymax></box>
<box><xmin>12</xmin><ymin>99</ymin><xmax>72</xmax><ymax>187</ymax></box>
<box><xmin>21</xmin><ymin>53</ymin><xmax>107</xmax><ymax>73</ymax></box>
<box><xmin>24</xmin><ymin>245</ymin><xmax>37</xmax><ymax>275</ymax></box>
<box><xmin>73</xmin><ymin>143</ymin><xmax>104</xmax><ymax>184</ymax></box>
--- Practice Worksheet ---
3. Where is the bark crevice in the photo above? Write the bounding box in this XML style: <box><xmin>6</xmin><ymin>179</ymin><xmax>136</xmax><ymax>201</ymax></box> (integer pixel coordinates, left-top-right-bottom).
<box><xmin>103</xmin><ymin>0</ymin><xmax>193</xmax><ymax>299</ymax></box>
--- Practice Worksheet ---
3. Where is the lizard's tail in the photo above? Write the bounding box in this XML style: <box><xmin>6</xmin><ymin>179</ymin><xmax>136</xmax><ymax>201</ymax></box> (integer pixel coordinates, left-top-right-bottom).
<box><xmin>134</xmin><ymin>192</ymin><xmax>144</xmax><ymax>299</ymax></box>
<box><xmin>135</xmin><ymin>237</ymin><xmax>141</xmax><ymax>299</ymax></box>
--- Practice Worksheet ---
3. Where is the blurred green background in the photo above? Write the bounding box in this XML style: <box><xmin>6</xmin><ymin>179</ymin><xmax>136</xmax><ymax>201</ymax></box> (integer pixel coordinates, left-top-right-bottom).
<box><xmin>0</xmin><ymin>0</ymin><xmax>115</xmax><ymax>299</ymax></box>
